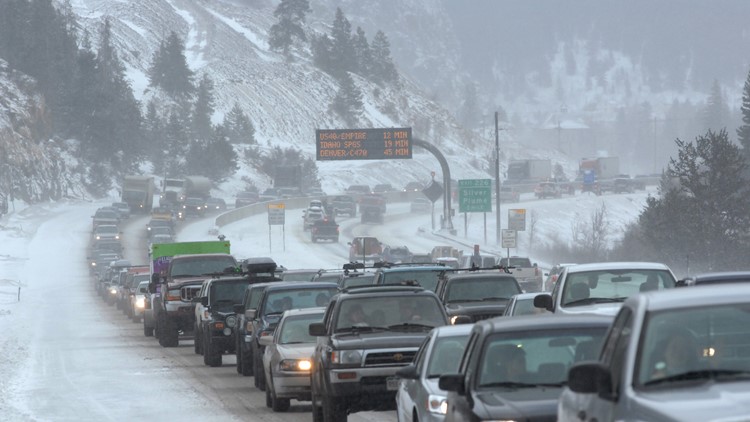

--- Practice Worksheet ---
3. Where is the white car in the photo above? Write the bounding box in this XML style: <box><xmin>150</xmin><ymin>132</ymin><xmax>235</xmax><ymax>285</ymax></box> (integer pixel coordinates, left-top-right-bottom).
<box><xmin>395</xmin><ymin>324</ymin><xmax>473</xmax><ymax>422</ymax></box>
<box><xmin>260</xmin><ymin>307</ymin><xmax>325</xmax><ymax>412</ymax></box>
<box><xmin>130</xmin><ymin>280</ymin><xmax>150</xmax><ymax>322</ymax></box>
<box><xmin>534</xmin><ymin>262</ymin><xmax>677</xmax><ymax>316</ymax></box>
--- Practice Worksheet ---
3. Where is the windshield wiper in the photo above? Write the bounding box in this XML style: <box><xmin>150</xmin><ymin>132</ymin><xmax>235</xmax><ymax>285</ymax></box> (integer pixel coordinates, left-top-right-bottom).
<box><xmin>387</xmin><ymin>323</ymin><xmax>435</xmax><ymax>331</ymax></box>
<box><xmin>644</xmin><ymin>369</ymin><xmax>750</xmax><ymax>387</ymax></box>
<box><xmin>447</xmin><ymin>299</ymin><xmax>482</xmax><ymax>303</ymax></box>
<box><xmin>565</xmin><ymin>297</ymin><xmax>625</xmax><ymax>307</ymax></box>
<box><xmin>480</xmin><ymin>381</ymin><xmax>553</xmax><ymax>389</ymax></box>
<box><xmin>481</xmin><ymin>296</ymin><xmax>511</xmax><ymax>301</ymax></box>
<box><xmin>336</xmin><ymin>325</ymin><xmax>387</xmax><ymax>334</ymax></box>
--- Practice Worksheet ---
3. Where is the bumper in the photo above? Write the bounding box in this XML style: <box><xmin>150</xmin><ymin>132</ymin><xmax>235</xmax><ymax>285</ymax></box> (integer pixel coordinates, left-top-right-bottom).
<box><xmin>273</xmin><ymin>372</ymin><xmax>312</xmax><ymax>400</ymax></box>
<box><xmin>518</xmin><ymin>278</ymin><xmax>543</xmax><ymax>292</ymax></box>
<box><xmin>327</xmin><ymin>365</ymin><xmax>403</xmax><ymax>397</ymax></box>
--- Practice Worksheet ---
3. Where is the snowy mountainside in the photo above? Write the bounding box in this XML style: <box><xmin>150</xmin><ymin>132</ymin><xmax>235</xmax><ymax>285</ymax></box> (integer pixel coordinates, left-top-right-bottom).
<box><xmin>65</xmin><ymin>0</ymin><xmax>491</xmax><ymax>193</ymax></box>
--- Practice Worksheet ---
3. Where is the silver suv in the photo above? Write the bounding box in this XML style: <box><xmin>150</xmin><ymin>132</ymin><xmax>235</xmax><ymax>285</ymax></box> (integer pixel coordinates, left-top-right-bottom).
<box><xmin>497</xmin><ymin>256</ymin><xmax>543</xmax><ymax>292</ymax></box>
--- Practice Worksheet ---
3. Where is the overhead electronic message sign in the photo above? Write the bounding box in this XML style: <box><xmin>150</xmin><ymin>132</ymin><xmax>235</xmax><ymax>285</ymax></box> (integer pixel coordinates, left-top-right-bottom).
<box><xmin>315</xmin><ymin>128</ymin><xmax>412</xmax><ymax>160</ymax></box>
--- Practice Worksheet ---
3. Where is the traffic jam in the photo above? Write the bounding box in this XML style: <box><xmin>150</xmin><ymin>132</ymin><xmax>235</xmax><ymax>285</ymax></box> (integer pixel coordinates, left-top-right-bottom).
<box><xmin>87</xmin><ymin>179</ymin><xmax>750</xmax><ymax>422</ymax></box>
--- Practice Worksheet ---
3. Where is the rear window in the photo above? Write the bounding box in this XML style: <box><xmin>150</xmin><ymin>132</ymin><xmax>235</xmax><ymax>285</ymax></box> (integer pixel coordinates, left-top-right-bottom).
<box><xmin>499</xmin><ymin>257</ymin><xmax>532</xmax><ymax>267</ymax></box>
<box><xmin>264</xmin><ymin>287</ymin><xmax>338</xmax><ymax>316</ymax></box>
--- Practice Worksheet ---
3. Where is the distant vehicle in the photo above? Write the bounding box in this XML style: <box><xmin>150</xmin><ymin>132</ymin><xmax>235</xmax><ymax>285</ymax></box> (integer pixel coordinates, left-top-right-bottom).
<box><xmin>372</xmin><ymin>264</ymin><xmax>448</xmax><ymax>293</ymax></box>
<box><xmin>613</xmin><ymin>177</ymin><xmax>636</xmax><ymax>194</ymax></box>
<box><xmin>436</xmin><ymin>272</ymin><xmax>522</xmax><ymax>323</ymax></box>
<box><xmin>506</xmin><ymin>159</ymin><xmax>552</xmax><ymax>183</ymax></box>
<box><xmin>497</xmin><ymin>256</ymin><xmax>544</xmax><ymax>292</ymax></box>
<box><xmin>235</xmin><ymin>191</ymin><xmax>259</xmax><ymax>208</ymax></box>
<box><xmin>92</xmin><ymin>208</ymin><xmax>120</xmax><ymax>230</ymax></box>
<box><xmin>348</xmin><ymin>236</ymin><xmax>383</xmax><ymax>262</ymax></box>
<box><xmin>310</xmin><ymin>217</ymin><xmax>339</xmax><ymax>243</ymax></box>
<box><xmin>403</xmin><ymin>181</ymin><xmax>424</xmax><ymax>192</ymax></box>
<box><xmin>331</xmin><ymin>195</ymin><xmax>357</xmax><ymax>217</ymax></box>
<box><xmin>180</xmin><ymin>197</ymin><xmax>206</xmax><ymax>218</ymax></box>
<box><xmin>410</xmin><ymin>197</ymin><xmax>432</xmax><ymax>213</ymax></box>
<box><xmin>544</xmin><ymin>263</ymin><xmax>577</xmax><ymax>291</ymax></box>
<box><xmin>302</xmin><ymin>206</ymin><xmax>326</xmax><ymax>230</ymax></box>
<box><xmin>278</xmin><ymin>186</ymin><xmax>302</xmax><ymax>198</ymax></box>
<box><xmin>345</xmin><ymin>184</ymin><xmax>371</xmax><ymax>196</ymax></box>
<box><xmin>534</xmin><ymin>181</ymin><xmax>562</xmax><ymax>199</ymax></box>
<box><xmin>259</xmin><ymin>188</ymin><xmax>281</xmax><ymax>202</ymax></box>
<box><xmin>383</xmin><ymin>246</ymin><xmax>413</xmax><ymax>264</ymax></box>
<box><xmin>93</xmin><ymin>224</ymin><xmax>121</xmax><ymax>241</ymax></box>
<box><xmin>121</xmin><ymin>175</ymin><xmax>155</xmax><ymax>213</ymax></box>
<box><xmin>498</xmin><ymin>186</ymin><xmax>520</xmax><ymax>202</ymax></box>
<box><xmin>373</xmin><ymin>183</ymin><xmax>395</xmax><ymax>194</ymax></box>
<box><xmin>204</xmin><ymin>197</ymin><xmax>227</xmax><ymax>212</ymax></box>
<box><xmin>110</xmin><ymin>202</ymin><xmax>131</xmax><ymax>219</ymax></box>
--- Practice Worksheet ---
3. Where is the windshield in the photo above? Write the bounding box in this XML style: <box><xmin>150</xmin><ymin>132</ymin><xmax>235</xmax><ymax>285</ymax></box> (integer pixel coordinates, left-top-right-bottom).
<box><xmin>477</xmin><ymin>328</ymin><xmax>607</xmax><ymax>388</ymax></box>
<box><xmin>170</xmin><ymin>256</ymin><xmax>237</xmax><ymax>277</ymax></box>
<box><xmin>426</xmin><ymin>334</ymin><xmax>470</xmax><ymax>377</ymax></box>
<box><xmin>561</xmin><ymin>269</ymin><xmax>675</xmax><ymax>307</ymax></box>
<box><xmin>636</xmin><ymin>303</ymin><xmax>750</xmax><ymax>388</ymax></box>
<box><xmin>278</xmin><ymin>313</ymin><xmax>324</xmax><ymax>344</ymax></box>
<box><xmin>210</xmin><ymin>280</ymin><xmax>252</xmax><ymax>308</ymax></box>
<box><xmin>444</xmin><ymin>276</ymin><xmax>521</xmax><ymax>302</ymax></box>
<box><xmin>264</xmin><ymin>287</ymin><xmax>338</xmax><ymax>316</ymax></box>
<box><xmin>335</xmin><ymin>296</ymin><xmax>445</xmax><ymax>332</ymax></box>
<box><xmin>382</xmin><ymin>269</ymin><xmax>442</xmax><ymax>292</ymax></box>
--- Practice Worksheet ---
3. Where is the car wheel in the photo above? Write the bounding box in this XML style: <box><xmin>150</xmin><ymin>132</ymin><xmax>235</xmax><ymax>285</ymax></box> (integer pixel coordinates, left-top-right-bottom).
<box><xmin>194</xmin><ymin>324</ymin><xmax>202</xmax><ymax>355</ymax></box>
<box><xmin>143</xmin><ymin>320</ymin><xmax>153</xmax><ymax>337</ymax></box>
<box><xmin>203</xmin><ymin>332</ymin><xmax>222</xmax><ymax>367</ymax></box>
<box><xmin>265</xmin><ymin>384</ymin><xmax>273</xmax><ymax>408</ymax></box>
<box><xmin>271</xmin><ymin>384</ymin><xmax>290</xmax><ymax>412</ymax></box>
<box><xmin>240</xmin><ymin>344</ymin><xmax>254</xmax><ymax>376</ymax></box>
<box><xmin>253</xmin><ymin>352</ymin><xmax>266</xmax><ymax>390</ymax></box>
<box><xmin>322</xmin><ymin>394</ymin><xmax>346</xmax><ymax>421</ymax></box>
<box><xmin>311</xmin><ymin>375</ymin><xmax>324</xmax><ymax>422</ymax></box>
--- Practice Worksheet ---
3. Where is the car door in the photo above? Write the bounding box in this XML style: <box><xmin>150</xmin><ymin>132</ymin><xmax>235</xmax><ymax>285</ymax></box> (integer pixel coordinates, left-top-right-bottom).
<box><xmin>398</xmin><ymin>334</ymin><xmax>431</xmax><ymax>420</ymax></box>
<box><xmin>564</xmin><ymin>307</ymin><xmax>633</xmax><ymax>421</ymax></box>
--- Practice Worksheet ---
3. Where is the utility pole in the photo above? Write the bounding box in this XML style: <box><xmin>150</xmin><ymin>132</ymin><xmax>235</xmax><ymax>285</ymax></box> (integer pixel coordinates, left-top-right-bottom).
<box><xmin>495</xmin><ymin>111</ymin><xmax>501</xmax><ymax>245</ymax></box>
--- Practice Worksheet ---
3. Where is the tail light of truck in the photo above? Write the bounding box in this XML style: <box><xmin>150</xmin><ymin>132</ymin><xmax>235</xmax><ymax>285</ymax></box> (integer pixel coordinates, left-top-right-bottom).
<box><xmin>166</xmin><ymin>289</ymin><xmax>181</xmax><ymax>301</ymax></box>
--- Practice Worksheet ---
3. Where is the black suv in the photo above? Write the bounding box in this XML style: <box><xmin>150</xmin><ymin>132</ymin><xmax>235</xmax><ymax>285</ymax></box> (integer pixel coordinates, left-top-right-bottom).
<box><xmin>195</xmin><ymin>275</ymin><xmax>256</xmax><ymax>367</ymax></box>
<box><xmin>309</xmin><ymin>286</ymin><xmax>449</xmax><ymax>421</ymax></box>
<box><xmin>248</xmin><ymin>281</ymin><xmax>339</xmax><ymax>390</ymax></box>
<box><xmin>436</xmin><ymin>272</ymin><xmax>522</xmax><ymax>324</ymax></box>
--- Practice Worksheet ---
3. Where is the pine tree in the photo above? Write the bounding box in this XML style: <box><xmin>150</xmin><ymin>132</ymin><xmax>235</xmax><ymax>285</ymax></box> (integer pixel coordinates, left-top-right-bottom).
<box><xmin>148</xmin><ymin>31</ymin><xmax>194</xmax><ymax>97</ymax></box>
<box><xmin>192</xmin><ymin>73</ymin><xmax>215</xmax><ymax>141</ymax></box>
<box><xmin>329</xmin><ymin>8</ymin><xmax>355</xmax><ymax>77</ymax></box>
<box><xmin>268</xmin><ymin>0</ymin><xmax>310</xmax><ymax>56</ymax></box>
<box><xmin>352</xmin><ymin>26</ymin><xmax>373</xmax><ymax>78</ymax></box>
<box><xmin>331</xmin><ymin>72</ymin><xmax>363</xmax><ymax>126</ymax></box>
<box><xmin>702</xmin><ymin>79</ymin><xmax>730</xmax><ymax>132</ymax></box>
<box><xmin>312</xmin><ymin>34</ymin><xmax>334</xmax><ymax>74</ymax></box>
<box><xmin>370</xmin><ymin>30</ymin><xmax>398</xmax><ymax>85</ymax></box>
<box><xmin>635</xmin><ymin>129</ymin><xmax>750</xmax><ymax>270</ymax></box>
<box><xmin>164</xmin><ymin>110</ymin><xmax>188</xmax><ymax>177</ymax></box>
<box><xmin>222</xmin><ymin>103</ymin><xmax>256</xmax><ymax>144</ymax></box>
<box><xmin>737</xmin><ymin>69</ymin><xmax>750</xmax><ymax>160</ymax></box>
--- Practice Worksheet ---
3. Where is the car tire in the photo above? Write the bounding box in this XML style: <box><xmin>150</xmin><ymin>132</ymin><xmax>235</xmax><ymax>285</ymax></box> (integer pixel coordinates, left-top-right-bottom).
<box><xmin>322</xmin><ymin>394</ymin><xmax>346</xmax><ymax>421</ymax></box>
<box><xmin>239</xmin><ymin>346</ymin><xmax>253</xmax><ymax>376</ymax></box>
<box><xmin>158</xmin><ymin>314</ymin><xmax>179</xmax><ymax>347</ymax></box>
<box><xmin>143</xmin><ymin>321</ymin><xmax>153</xmax><ymax>337</ymax></box>
<box><xmin>194</xmin><ymin>324</ymin><xmax>202</xmax><ymax>355</ymax></box>
<box><xmin>265</xmin><ymin>384</ymin><xmax>273</xmax><ymax>408</ymax></box>
<box><xmin>311</xmin><ymin>375</ymin><xmax>324</xmax><ymax>422</ymax></box>
<box><xmin>203</xmin><ymin>332</ymin><xmax>222</xmax><ymax>367</ymax></box>
<box><xmin>253</xmin><ymin>352</ymin><xmax>266</xmax><ymax>390</ymax></box>
<box><xmin>270</xmin><ymin>381</ymin><xmax>290</xmax><ymax>412</ymax></box>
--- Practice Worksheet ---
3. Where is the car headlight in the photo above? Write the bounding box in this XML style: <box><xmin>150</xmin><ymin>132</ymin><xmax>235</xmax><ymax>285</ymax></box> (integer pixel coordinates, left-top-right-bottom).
<box><xmin>427</xmin><ymin>394</ymin><xmax>448</xmax><ymax>415</ymax></box>
<box><xmin>135</xmin><ymin>298</ymin><xmax>145</xmax><ymax>308</ymax></box>
<box><xmin>226</xmin><ymin>315</ymin><xmax>237</xmax><ymax>328</ymax></box>
<box><xmin>450</xmin><ymin>315</ymin><xmax>468</xmax><ymax>325</ymax></box>
<box><xmin>114</xmin><ymin>234</ymin><xmax>120</xmax><ymax>240</ymax></box>
<box><xmin>110</xmin><ymin>287</ymin><xmax>117</xmax><ymax>295</ymax></box>
<box><xmin>96</xmin><ymin>235</ymin><xmax>102</xmax><ymax>240</ymax></box>
<box><xmin>331</xmin><ymin>349</ymin><xmax>363</xmax><ymax>365</ymax></box>
<box><xmin>280</xmin><ymin>359</ymin><xmax>312</xmax><ymax>372</ymax></box>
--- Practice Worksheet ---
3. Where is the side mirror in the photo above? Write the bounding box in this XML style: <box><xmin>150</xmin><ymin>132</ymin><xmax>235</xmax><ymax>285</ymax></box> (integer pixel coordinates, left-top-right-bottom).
<box><xmin>533</xmin><ymin>293</ymin><xmax>553</xmax><ymax>312</ymax></box>
<box><xmin>148</xmin><ymin>283</ymin><xmax>156</xmax><ymax>294</ymax></box>
<box><xmin>151</xmin><ymin>273</ymin><xmax>161</xmax><ymax>283</ymax></box>
<box><xmin>395</xmin><ymin>364</ymin><xmax>418</xmax><ymax>379</ymax></box>
<box><xmin>568</xmin><ymin>362</ymin><xmax>613</xmax><ymax>398</ymax></box>
<box><xmin>245</xmin><ymin>309</ymin><xmax>257</xmax><ymax>320</ymax></box>
<box><xmin>438</xmin><ymin>373</ymin><xmax>466</xmax><ymax>395</ymax></box>
<box><xmin>258</xmin><ymin>335</ymin><xmax>273</xmax><ymax>347</ymax></box>
<box><xmin>308</xmin><ymin>322</ymin><xmax>326</xmax><ymax>336</ymax></box>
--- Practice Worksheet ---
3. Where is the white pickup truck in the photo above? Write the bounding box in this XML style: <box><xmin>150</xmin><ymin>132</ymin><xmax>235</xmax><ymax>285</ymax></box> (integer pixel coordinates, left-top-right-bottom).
<box><xmin>497</xmin><ymin>256</ymin><xmax>543</xmax><ymax>292</ymax></box>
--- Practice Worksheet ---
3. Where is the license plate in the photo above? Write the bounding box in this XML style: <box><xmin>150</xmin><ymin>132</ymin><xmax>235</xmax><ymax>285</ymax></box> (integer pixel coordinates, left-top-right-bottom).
<box><xmin>386</xmin><ymin>376</ymin><xmax>399</xmax><ymax>391</ymax></box>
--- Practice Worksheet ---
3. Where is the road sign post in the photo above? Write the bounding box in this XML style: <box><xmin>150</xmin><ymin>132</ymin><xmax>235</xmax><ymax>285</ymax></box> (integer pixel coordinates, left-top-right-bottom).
<box><xmin>502</xmin><ymin>229</ymin><xmax>516</xmax><ymax>257</ymax></box>
<box><xmin>267</xmin><ymin>203</ymin><xmax>286</xmax><ymax>252</ymax></box>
